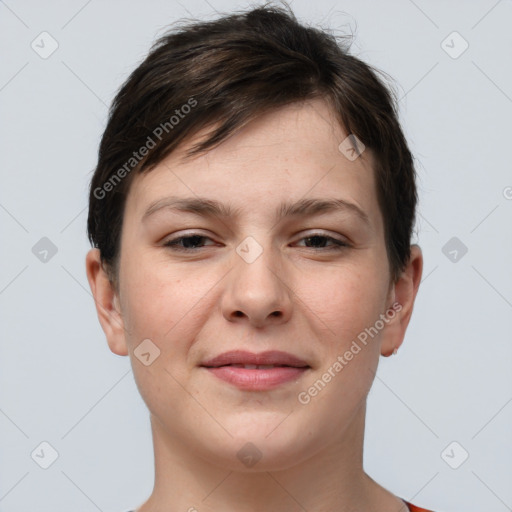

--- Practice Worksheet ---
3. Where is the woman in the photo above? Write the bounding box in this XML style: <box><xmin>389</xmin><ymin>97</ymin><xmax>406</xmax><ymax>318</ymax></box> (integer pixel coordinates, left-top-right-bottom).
<box><xmin>85</xmin><ymin>3</ymin><xmax>434</xmax><ymax>511</ymax></box>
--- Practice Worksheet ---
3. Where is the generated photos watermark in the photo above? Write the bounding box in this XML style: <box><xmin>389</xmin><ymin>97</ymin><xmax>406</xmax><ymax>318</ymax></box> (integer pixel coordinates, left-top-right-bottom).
<box><xmin>298</xmin><ymin>301</ymin><xmax>402</xmax><ymax>405</ymax></box>
<box><xmin>93</xmin><ymin>97</ymin><xmax>198</xmax><ymax>200</ymax></box>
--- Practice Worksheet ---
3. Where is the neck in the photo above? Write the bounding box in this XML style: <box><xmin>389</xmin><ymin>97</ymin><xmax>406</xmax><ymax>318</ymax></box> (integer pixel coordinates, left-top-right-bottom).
<box><xmin>135</xmin><ymin>401</ymin><xmax>406</xmax><ymax>512</ymax></box>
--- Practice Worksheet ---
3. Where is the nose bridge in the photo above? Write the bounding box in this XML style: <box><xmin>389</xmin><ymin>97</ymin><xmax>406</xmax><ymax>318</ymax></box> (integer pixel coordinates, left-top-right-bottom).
<box><xmin>222</xmin><ymin>234</ymin><xmax>292</xmax><ymax>326</ymax></box>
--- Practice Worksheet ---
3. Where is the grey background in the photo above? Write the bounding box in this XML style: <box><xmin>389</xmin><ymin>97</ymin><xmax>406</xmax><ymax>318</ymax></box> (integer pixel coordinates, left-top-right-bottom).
<box><xmin>1</xmin><ymin>1</ymin><xmax>511</xmax><ymax>511</ymax></box>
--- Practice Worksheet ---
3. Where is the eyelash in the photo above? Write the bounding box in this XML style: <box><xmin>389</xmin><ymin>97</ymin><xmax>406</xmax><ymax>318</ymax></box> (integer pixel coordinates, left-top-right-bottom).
<box><xmin>163</xmin><ymin>233</ymin><xmax>350</xmax><ymax>252</ymax></box>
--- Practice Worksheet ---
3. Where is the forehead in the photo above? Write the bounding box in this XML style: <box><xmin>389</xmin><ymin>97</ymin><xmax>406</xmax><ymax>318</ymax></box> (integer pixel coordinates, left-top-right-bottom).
<box><xmin>124</xmin><ymin>98</ymin><xmax>381</xmax><ymax>231</ymax></box>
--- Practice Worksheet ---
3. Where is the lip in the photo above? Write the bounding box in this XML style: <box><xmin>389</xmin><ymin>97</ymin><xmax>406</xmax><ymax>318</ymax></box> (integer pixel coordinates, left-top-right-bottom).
<box><xmin>200</xmin><ymin>350</ymin><xmax>310</xmax><ymax>391</ymax></box>
<box><xmin>200</xmin><ymin>350</ymin><xmax>310</xmax><ymax>368</ymax></box>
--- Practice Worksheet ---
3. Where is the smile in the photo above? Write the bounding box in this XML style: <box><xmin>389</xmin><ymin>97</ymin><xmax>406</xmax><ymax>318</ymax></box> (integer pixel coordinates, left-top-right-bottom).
<box><xmin>203</xmin><ymin>365</ymin><xmax>309</xmax><ymax>390</ymax></box>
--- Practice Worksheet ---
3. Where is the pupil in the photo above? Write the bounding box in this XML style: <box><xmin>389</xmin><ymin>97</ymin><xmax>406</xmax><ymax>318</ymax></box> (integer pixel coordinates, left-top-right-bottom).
<box><xmin>184</xmin><ymin>236</ymin><xmax>203</xmax><ymax>248</ymax></box>
<box><xmin>307</xmin><ymin>236</ymin><xmax>324</xmax><ymax>247</ymax></box>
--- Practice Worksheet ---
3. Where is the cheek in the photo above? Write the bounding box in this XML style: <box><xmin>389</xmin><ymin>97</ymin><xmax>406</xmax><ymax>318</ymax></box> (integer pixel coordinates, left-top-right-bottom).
<box><xmin>119</xmin><ymin>262</ymin><xmax>195</xmax><ymax>407</ymax></box>
<box><xmin>119</xmin><ymin>251</ymin><xmax>220</xmax><ymax>352</ymax></box>
<box><xmin>296</xmin><ymin>268</ymin><xmax>385</xmax><ymax>418</ymax></box>
<box><xmin>119</xmin><ymin>253</ymin><xmax>182</xmax><ymax>341</ymax></box>
<box><xmin>297</xmin><ymin>261</ymin><xmax>388</xmax><ymax>342</ymax></box>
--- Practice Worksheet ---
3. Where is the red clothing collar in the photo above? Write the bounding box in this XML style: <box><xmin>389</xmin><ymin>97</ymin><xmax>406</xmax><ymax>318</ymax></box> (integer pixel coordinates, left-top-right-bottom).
<box><xmin>402</xmin><ymin>499</ymin><xmax>435</xmax><ymax>511</ymax></box>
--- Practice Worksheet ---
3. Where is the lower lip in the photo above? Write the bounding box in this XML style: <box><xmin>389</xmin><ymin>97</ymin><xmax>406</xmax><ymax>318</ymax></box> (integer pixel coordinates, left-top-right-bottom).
<box><xmin>203</xmin><ymin>366</ymin><xmax>309</xmax><ymax>390</ymax></box>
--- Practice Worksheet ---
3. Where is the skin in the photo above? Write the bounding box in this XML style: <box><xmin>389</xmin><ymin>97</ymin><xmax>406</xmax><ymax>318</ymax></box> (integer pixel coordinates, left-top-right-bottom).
<box><xmin>86</xmin><ymin>97</ymin><xmax>423</xmax><ymax>512</ymax></box>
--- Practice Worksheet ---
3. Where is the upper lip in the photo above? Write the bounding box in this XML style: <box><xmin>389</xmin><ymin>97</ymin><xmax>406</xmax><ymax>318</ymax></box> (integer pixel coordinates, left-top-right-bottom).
<box><xmin>200</xmin><ymin>350</ymin><xmax>310</xmax><ymax>368</ymax></box>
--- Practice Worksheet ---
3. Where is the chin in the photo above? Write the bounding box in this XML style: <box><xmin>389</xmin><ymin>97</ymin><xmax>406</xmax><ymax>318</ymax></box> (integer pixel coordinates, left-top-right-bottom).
<box><xmin>202</xmin><ymin>418</ymin><xmax>318</xmax><ymax>472</ymax></box>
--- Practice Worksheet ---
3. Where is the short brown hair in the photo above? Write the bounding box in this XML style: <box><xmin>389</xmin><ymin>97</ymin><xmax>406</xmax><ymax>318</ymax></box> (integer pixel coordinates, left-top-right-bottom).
<box><xmin>87</xmin><ymin>2</ymin><xmax>418</xmax><ymax>288</ymax></box>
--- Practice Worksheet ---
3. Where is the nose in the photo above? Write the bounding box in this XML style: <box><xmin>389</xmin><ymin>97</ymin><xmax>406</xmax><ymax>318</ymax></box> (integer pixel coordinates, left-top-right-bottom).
<box><xmin>221</xmin><ymin>239</ymin><xmax>293</xmax><ymax>328</ymax></box>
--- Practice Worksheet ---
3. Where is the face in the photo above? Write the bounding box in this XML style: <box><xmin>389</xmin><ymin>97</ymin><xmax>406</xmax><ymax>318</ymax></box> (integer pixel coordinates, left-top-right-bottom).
<box><xmin>87</xmin><ymin>97</ymin><xmax>420</xmax><ymax>471</ymax></box>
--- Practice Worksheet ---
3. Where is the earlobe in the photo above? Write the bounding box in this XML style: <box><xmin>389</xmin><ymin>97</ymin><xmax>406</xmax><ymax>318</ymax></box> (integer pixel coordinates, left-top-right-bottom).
<box><xmin>380</xmin><ymin>245</ymin><xmax>423</xmax><ymax>357</ymax></box>
<box><xmin>85</xmin><ymin>249</ymin><xmax>128</xmax><ymax>356</ymax></box>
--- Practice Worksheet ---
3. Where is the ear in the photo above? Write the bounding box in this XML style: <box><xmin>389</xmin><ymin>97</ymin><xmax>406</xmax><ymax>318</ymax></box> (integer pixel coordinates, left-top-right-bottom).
<box><xmin>380</xmin><ymin>244</ymin><xmax>423</xmax><ymax>357</ymax></box>
<box><xmin>85</xmin><ymin>248</ymin><xmax>128</xmax><ymax>356</ymax></box>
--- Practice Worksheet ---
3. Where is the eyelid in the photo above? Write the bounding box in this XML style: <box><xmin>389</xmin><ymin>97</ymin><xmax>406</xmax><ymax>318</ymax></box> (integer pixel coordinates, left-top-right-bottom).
<box><xmin>294</xmin><ymin>232</ymin><xmax>350</xmax><ymax>249</ymax></box>
<box><xmin>162</xmin><ymin>231</ymin><xmax>216</xmax><ymax>249</ymax></box>
<box><xmin>162</xmin><ymin>230</ymin><xmax>350</xmax><ymax>252</ymax></box>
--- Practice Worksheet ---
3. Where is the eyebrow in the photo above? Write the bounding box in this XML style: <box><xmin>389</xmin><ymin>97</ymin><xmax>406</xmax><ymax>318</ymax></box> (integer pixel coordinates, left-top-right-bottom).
<box><xmin>142</xmin><ymin>196</ymin><xmax>370</xmax><ymax>226</ymax></box>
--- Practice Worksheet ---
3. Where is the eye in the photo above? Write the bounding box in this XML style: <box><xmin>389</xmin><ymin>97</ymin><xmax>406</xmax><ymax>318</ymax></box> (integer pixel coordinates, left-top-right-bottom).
<box><xmin>295</xmin><ymin>233</ymin><xmax>349</xmax><ymax>250</ymax></box>
<box><xmin>163</xmin><ymin>234</ymin><xmax>215</xmax><ymax>251</ymax></box>
<box><xmin>162</xmin><ymin>232</ymin><xmax>350</xmax><ymax>252</ymax></box>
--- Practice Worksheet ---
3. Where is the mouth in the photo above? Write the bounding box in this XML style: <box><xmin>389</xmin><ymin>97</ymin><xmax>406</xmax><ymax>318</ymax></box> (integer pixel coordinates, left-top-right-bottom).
<box><xmin>200</xmin><ymin>349</ymin><xmax>311</xmax><ymax>369</ymax></box>
<box><xmin>211</xmin><ymin>363</ymin><xmax>305</xmax><ymax>369</ymax></box>
<box><xmin>200</xmin><ymin>350</ymin><xmax>311</xmax><ymax>390</ymax></box>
